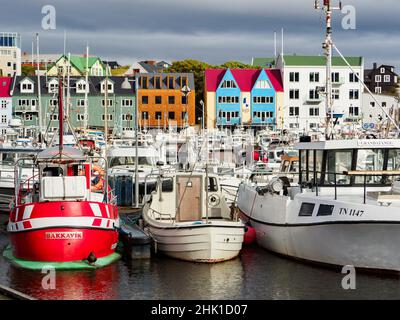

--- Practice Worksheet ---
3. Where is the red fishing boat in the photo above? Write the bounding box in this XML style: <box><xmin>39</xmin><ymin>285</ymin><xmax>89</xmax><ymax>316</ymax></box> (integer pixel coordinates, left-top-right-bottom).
<box><xmin>5</xmin><ymin>78</ymin><xmax>120</xmax><ymax>269</ymax></box>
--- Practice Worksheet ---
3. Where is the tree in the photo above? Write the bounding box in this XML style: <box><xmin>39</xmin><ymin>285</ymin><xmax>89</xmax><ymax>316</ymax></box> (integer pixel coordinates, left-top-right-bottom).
<box><xmin>21</xmin><ymin>65</ymin><xmax>36</xmax><ymax>76</ymax></box>
<box><xmin>217</xmin><ymin>61</ymin><xmax>259</xmax><ymax>69</ymax></box>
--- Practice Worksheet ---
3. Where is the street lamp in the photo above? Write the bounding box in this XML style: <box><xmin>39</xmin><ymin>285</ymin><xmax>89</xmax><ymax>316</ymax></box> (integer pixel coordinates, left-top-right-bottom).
<box><xmin>199</xmin><ymin>100</ymin><xmax>204</xmax><ymax>132</ymax></box>
<box><xmin>181</xmin><ymin>85</ymin><xmax>191</xmax><ymax>128</ymax></box>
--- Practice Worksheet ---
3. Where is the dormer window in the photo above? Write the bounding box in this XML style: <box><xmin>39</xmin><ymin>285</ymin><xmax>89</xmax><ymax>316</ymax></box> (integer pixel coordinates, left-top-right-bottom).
<box><xmin>48</xmin><ymin>79</ymin><xmax>58</xmax><ymax>93</ymax></box>
<box><xmin>221</xmin><ymin>80</ymin><xmax>236</xmax><ymax>88</ymax></box>
<box><xmin>76</xmin><ymin>80</ymin><xmax>88</xmax><ymax>93</ymax></box>
<box><xmin>101</xmin><ymin>81</ymin><xmax>114</xmax><ymax>93</ymax></box>
<box><xmin>380</xmin><ymin>67</ymin><xmax>385</xmax><ymax>74</ymax></box>
<box><xmin>255</xmin><ymin>80</ymin><xmax>271</xmax><ymax>89</ymax></box>
<box><xmin>20</xmin><ymin>79</ymin><xmax>34</xmax><ymax>93</ymax></box>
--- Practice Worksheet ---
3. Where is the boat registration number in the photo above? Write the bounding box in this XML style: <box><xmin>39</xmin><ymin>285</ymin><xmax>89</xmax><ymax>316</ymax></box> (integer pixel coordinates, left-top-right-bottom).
<box><xmin>339</xmin><ymin>208</ymin><xmax>365</xmax><ymax>217</ymax></box>
<box><xmin>45</xmin><ymin>232</ymin><xmax>83</xmax><ymax>240</ymax></box>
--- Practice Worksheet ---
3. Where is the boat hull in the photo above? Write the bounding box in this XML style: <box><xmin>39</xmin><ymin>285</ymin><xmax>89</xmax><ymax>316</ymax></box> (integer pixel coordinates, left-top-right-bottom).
<box><xmin>147</xmin><ymin>224</ymin><xmax>244</xmax><ymax>263</ymax></box>
<box><xmin>8</xmin><ymin>201</ymin><xmax>119</xmax><ymax>264</ymax></box>
<box><xmin>249</xmin><ymin>218</ymin><xmax>400</xmax><ymax>272</ymax></box>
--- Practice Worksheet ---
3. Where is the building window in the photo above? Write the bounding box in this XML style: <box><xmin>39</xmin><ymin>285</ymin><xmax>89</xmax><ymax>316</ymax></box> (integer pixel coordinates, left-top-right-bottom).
<box><xmin>141</xmin><ymin>77</ymin><xmax>148</xmax><ymax>89</ymax></box>
<box><xmin>309</xmin><ymin>90</ymin><xmax>319</xmax><ymax>100</ymax></box>
<box><xmin>332</xmin><ymin>89</ymin><xmax>340</xmax><ymax>100</ymax></box>
<box><xmin>289</xmin><ymin>72</ymin><xmax>299</xmax><ymax>82</ymax></box>
<box><xmin>375</xmin><ymin>87</ymin><xmax>382</xmax><ymax>94</ymax></box>
<box><xmin>375</xmin><ymin>75</ymin><xmax>382</xmax><ymax>83</ymax></box>
<box><xmin>349</xmin><ymin>106</ymin><xmax>359</xmax><ymax>116</ymax></box>
<box><xmin>331</xmin><ymin>72</ymin><xmax>340</xmax><ymax>83</ymax></box>
<box><xmin>309</xmin><ymin>72</ymin><xmax>319</xmax><ymax>82</ymax></box>
<box><xmin>76</xmin><ymin>81</ymin><xmax>87</xmax><ymax>92</ymax></box>
<box><xmin>25</xmin><ymin>114</ymin><xmax>33</xmax><ymax>121</ymax></box>
<box><xmin>382</xmin><ymin>102</ymin><xmax>387</xmax><ymax>108</ymax></box>
<box><xmin>142</xmin><ymin>96</ymin><xmax>148</xmax><ymax>104</ymax></box>
<box><xmin>48</xmin><ymin>82</ymin><xmax>58</xmax><ymax>93</ymax></box>
<box><xmin>155</xmin><ymin>96</ymin><xmax>162</xmax><ymax>104</ymax></box>
<box><xmin>253</xmin><ymin>96</ymin><xmax>274</xmax><ymax>104</ymax></box>
<box><xmin>349</xmin><ymin>89</ymin><xmax>359</xmax><ymax>100</ymax></box>
<box><xmin>122</xmin><ymin>99</ymin><xmax>133</xmax><ymax>107</ymax></box>
<box><xmin>255</xmin><ymin>80</ymin><xmax>271</xmax><ymax>89</ymax></box>
<box><xmin>370</xmin><ymin>102</ymin><xmax>375</xmax><ymax>108</ymax></box>
<box><xmin>102</xmin><ymin>99</ymin><xmax>113</xmax><ymax>107</ymax></box>
<box><xmin>168</xmin><ymin>77</ymin><xmax>175</xmax><ymax>89</ymax></box>
<box><xmin>380</xmin><ymin>67</ymin><xmax>385</xmax><ymax>74</ymax></box>
<box><xmin>77</xmin><ymin>99</ymin><xmax>86</xmax><ymax>107</ymax></box>
<box><xmin>181</xmin><ymin>76</ymin><xmax>188</xmax><ymax>88</ymax></box>
<box><xmin>253</xmin><ymin>111</ymin><xmax>273</xmax><ymax>121</ymax></box>
<box><xmin>77</xmin><ymin>114</ymin><xmax>87</xmax><ymax>121</ymax></box>
<box><xmin>1</xmin><ymin>101</ymin><xmax>7</xmax><ymax>109</ymax></box>
<box><xmin>122</xmin><ymin>114</ymin><xmax>133</xmax><ymax>121</ymax></box>
<box><xmin>349</xmin><ymin>73</ymin><xmax>359</xmax><ymax>82</ymax></box>
<box><xmin>182</xmin><ymin>96</ymin><xmax>188</xmax><ymax>104</ymax></box>
<box><xmin>1</xmin><ymin>115</ymin><xmax>7</xmax><ymax>124</ymax></box>
<box><xmin>289</xmin><ymin>123</ymin><xmax>299</xmax><ymax>129</ymax></box>
<box><xmin>21</xmin><ymin>82</ymin><xmax>33</xmax><ymax>92</ymax></box>
<box><xmin>221</xmin><ymin>80</ymin><xmax>236</xmax><ymax>88</ymax></box>
<box><xmin>155</xmin><ymin>111</ymin><xmax>162</xmax><ymax>120</ymax></box>
<box><xmin>168</xmin><ymin>96</ymin><xmax>175</xmax><ymax>104</ymax></box>
<box><xmin>18</xmin><ymin>99</ymin><xmax>30</xmax><ymax>107</ymax></box>
<box><xmin>384</xmin><ymin>75</ymin><xmax>391</xmax><ymax>83</ymax></box>
<box><xmin>289</xmin><ymin>107</ymin><xmax>299</xmax><ymax>116</ymax></box>
<box><xmin>49</xmin><ymin>99</ymin><xmax>58</xmax><ymax>107</ymax></box>
<box><xmin>289</xmin><ymin>89</ymin><xmax>299</xmax><ymax>99</ymax></box>
<box><xmin>142</xmin><ymin>112</ymin><xmax>149</xmax><ymax>120</ymax></box>
<box><xmin>101</xmin><ymin>114</ymin><xmax>113</xmax><ymax>121</ymax></box>
<box><xmin>218</xmin><ymin>96</ymin><xmax>239</xmax><ymax>104</ymax></box>
<box><xmin>154</xmin><ymin>76</ymin><xmax>162</xmax><ymax>89</ymax></box>
<box><xmin>50</xmin><ymin>114</ymin><xmax>59</xmax><ymax>121</ymax></box>
<box><xmin>309</xmin><ymin>107</ymin><xmax>319</xmax><ymax>116</ymax></box>
<box><xmin>168</xmin><ymin>112</ymin><xmax>175</xmax><ymax>120</ymax></box>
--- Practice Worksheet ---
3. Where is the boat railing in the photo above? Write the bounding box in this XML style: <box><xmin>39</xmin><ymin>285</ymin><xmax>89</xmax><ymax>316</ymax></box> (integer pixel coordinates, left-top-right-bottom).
<box><xmin>13</xmin><ymin>158</ymin><xmax>38</xmax><ymax>206</ymax></box>
<box><xmin>148</xmin><ymin>207</ymin><xmax>174</xmax><ymax>224</ymax></box>
<box><xmin>302</xmin><ymin>169</ymin><xmax>400</xmax><ymax>204</ymax></box>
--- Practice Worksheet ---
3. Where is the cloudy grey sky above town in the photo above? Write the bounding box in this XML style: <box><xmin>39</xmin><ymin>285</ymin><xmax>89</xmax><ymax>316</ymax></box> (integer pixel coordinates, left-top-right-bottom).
<box><xmin>1</xmin><ymin>0</ymin><xmax>399</xmax><ymax>68</ymax></box>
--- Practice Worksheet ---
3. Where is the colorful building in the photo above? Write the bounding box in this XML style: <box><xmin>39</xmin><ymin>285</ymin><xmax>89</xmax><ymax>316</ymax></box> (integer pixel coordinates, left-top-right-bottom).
<box><xmin>0</xmin><ymin>77</ymin><xmax>12</xmax><ymax>136</ymax></box>
<box><xmin>0</xmin><ymin>32</ymin><xmax>21</xmax><ymax>77</ymax></box>
<box><xmin>11</xmin><ymin>76</ymin><xmax>135</xmax><ymax>136</ymax></box>
<box><xmin>205</xmin><ymin>69</ymin><xmax>283</xmax><ymax>129</ymax></box>
<box><xmin>136</xmin><ymin>73</ymin><xmax>196</xmax><ymax>129</ymax></box>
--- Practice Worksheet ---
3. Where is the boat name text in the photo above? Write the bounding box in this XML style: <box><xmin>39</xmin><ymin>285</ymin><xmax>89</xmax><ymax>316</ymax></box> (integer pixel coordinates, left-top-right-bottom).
<box><xmin>45</xmin><ymin>232</ymin><xmax>83</xmax><ymax>240</ymax></box>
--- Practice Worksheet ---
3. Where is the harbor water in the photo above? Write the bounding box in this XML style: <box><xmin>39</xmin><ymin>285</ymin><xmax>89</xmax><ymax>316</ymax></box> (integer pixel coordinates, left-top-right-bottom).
<box><xmin>1</xmin><ymin>214</ymin><xmax>400</xmax><ymax>300</ymax></box>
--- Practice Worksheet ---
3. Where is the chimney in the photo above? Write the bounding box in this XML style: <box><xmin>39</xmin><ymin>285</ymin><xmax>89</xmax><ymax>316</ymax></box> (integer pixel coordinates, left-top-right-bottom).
<box><xmin>373</xmin><ymin>62</ymin><xmax>377</xmax><ymax>69</ymax></box>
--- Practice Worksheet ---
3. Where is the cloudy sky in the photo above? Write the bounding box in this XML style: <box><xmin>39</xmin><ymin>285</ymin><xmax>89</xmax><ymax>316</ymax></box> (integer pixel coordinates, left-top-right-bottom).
<box><xmin>1</xmin><ymin>0</ymin><xmax>399</xmax><ymax>69</ymax></box>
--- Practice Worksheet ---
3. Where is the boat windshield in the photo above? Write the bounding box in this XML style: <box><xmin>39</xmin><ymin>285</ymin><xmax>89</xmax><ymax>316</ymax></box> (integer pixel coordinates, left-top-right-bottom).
<box><xmin>109</xmin><ymin>156</ymin><xmax>156</xmax><ymax>167</ymax></box>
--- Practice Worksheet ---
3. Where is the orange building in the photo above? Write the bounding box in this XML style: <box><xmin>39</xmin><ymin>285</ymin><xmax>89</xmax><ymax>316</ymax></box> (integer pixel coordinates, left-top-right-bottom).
<box><xmin>136</xmin><ymin>73</ymin><xmax>196</xmax><ymax>129</ymax></box>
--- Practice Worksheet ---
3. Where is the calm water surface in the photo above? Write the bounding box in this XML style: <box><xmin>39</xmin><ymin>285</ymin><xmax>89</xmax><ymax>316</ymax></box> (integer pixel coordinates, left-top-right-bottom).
<box><xmin>1</xmin><ymin>229</ymin><xmax>400</xmax><ymax>300</ymax></box>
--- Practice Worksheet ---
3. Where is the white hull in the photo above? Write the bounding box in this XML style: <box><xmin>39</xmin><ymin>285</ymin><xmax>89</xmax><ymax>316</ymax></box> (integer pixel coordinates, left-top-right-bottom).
<box><xmin>238</xmin><ymin>183</ymin><xmax>400</xmax><ymax>272</ymax></box>
<box><xmin>146</xmin><ymin>219</ymin><xmax>244</xmax><ymax>263</ymax></box>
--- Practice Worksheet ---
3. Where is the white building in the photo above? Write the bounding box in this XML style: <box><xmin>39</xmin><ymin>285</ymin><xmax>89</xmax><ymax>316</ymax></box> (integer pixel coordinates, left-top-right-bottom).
<box><xmin>0</xmin><ymin>32</ymin><xmax>21</xmax><ymax>77</ymax></box>
<box><xmin>275</xmin><ymin>54</ymin><xmax>364</xmax><ymax>133</ymax></box>
<box><xmin>362</xmin><ymin>93</ymin><xmax>398</xmax><ymax>129</ymax></box>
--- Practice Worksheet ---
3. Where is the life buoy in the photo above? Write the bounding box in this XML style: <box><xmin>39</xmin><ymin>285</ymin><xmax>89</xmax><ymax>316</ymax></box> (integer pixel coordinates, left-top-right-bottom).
<box><xmin>208</xmin><ymin>194</ymin><xmax>220</xmax><ymax>207</ymax></box>
<box><xmin>11</xmin><ymin>141</ymin><xmax>17</xmax><ymax>147</ymax></box>
<box><xmin>22</xmin><ymin>142</ymin><xmax>28</xmax><ymax>147</ymax></box>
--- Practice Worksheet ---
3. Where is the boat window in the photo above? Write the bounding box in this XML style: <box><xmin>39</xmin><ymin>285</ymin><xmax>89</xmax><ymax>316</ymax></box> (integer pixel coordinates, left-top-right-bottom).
<box><xmin>2</xmin><ymin>153</ymin><xmax>14</xmax><ymax>165</ymax></box>
<box><xmin>109</xmin><ymin>156</ymin><xmax>156</xmax><ymax>167</ymax></box>
<box><xmin>207</xmin><ymin>177</ymin><xmax>218</xmax><ymax>192</ymax></box>
<box><xmin>299</xmin><ymin>202</ymin><xmax>315</xmax><ymax>217</ymax></box>
<box><xmin>317</xmin><ymin>204</ymin><xmax>334</xmax><ymax>216</ymax></box>
<box><xmin>386</xmin><ymin>149</ymin><xmax>400</xmax><ymax>184</ymax></box>
<box><xmin>325</xmin><ymin>150</ymin><xmax>353</xmax><ymax>185</ymax></box>
<box><xmin>43</xmin><ymin>167</ymin><xmax>63</xmax><ymax>177</ymax></box>
<box><xmin>355</xmin><ymin>149</ymin><xmax>385</xmax><ymax>184</ymax></box>
<box><xmin>161</xmin><ymin>178</ymin><xmax>173</xmax><ymax>192</ymax></box>
<box><xmin>290</xmin><ymin>160</ymin><xmax>299</xmax><ymax>173</ymax></box>
<box><xmin>281</xmin><ymin>160</ymin><xmax>290</xmax><ymax>173</ymax></box>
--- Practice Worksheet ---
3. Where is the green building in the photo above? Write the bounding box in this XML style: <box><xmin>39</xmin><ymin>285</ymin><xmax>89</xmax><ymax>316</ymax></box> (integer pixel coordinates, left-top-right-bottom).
<box><xmin>11</xmin><ymin>76</ymin><xmax>136</xmax><ymax>136</ymax></box>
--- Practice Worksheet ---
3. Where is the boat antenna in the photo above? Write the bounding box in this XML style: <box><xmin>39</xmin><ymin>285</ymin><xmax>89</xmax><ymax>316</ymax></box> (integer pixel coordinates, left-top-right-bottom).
<box><xmin>315</xmin><ymin>0</ymin><xmax>342</xmax><ymax>140</ymax></box>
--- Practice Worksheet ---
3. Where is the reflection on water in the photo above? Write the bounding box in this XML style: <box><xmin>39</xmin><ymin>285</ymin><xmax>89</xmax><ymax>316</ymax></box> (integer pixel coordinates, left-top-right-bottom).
<box><xmin>1</xmin><ymin>233</ymin><xmax>400</xmax><ymax>300</ymax></box>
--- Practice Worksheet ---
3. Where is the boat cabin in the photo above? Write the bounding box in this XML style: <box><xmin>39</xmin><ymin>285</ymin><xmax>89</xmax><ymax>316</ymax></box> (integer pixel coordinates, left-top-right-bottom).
<box><xmin>296</xmin><ymin>139</ymin><xmax>400</xmax><ymax>187</ymax></box>
<box><xmin>148</xmin><ymin>173</ymin><xmax>231</xmax><ymax>222</ymax></box>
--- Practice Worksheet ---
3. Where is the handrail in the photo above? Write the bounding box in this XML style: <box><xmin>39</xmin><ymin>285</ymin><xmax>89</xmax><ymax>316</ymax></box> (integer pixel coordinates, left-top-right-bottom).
<box><xmin>148</xmin><ymin>207</ymin><xmax>174</xmax><ymax>224</ymax></box>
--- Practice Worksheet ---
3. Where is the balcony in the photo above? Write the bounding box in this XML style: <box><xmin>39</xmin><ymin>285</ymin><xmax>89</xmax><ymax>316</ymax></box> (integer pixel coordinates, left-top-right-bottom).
<box><xmin>15</xmin><ymin>105</ymin><xmax>38</xmax><ymax>112</ymax></box>
<box><xmin>332</xmin><ymin>77</ymin><xmax>346</xmax><ymax>86</ymax></box>
<box><xmin>304</xmin><ymin>95</ymin><xmax>323</xmax><ymax>104</ymax></box>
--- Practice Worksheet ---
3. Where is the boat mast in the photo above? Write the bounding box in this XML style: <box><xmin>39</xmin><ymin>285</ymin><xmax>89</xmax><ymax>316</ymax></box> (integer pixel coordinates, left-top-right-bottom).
<box><xmin>36</xmin><ymin>33</ymin><xmax>42</xmax><ymax>140</ymax></box>
<box><xmin>58</xmin><ymin>77</ymin><xmax>64</xmax><ymax>157</ymax></box>
<box><xmin>84</xmin><ymin>45</ymin><xmax>89</xmax><ymax>135</ymax></box>
<box><xmin>315</xmin><ymin>0</ymin><xmax>342</xmax><ymax>140</ymax></box>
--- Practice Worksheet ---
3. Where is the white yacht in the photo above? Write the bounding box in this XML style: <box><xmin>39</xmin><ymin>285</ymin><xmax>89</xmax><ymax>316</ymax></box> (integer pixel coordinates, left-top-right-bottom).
<box><xmin>237</xmin><ymin>138</ymin><xmax>400</xmax><ymax>272</ymax></box>
<box><xmin>143</xmin><ymin>172</ymin><xmax>245</xmax><ymax>262</ymax></box>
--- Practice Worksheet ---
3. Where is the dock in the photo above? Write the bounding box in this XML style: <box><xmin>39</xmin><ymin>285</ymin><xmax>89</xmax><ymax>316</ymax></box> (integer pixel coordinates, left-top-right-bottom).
<box><xmin>0</xmin><ymin>284</ymin><xmax>36</xmax><ymax>300</ymax></box>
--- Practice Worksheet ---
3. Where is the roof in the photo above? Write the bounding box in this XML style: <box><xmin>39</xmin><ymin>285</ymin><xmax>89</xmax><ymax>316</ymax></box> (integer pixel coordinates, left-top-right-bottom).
<box><xmin>205</xmin><ymin>69</ymin><xmax>283</xmax><ymax>92</ymax></box>
<box><xmin>136</xmin><ymin>73</ymin><xmax>195</xmax><ymax>90</ymax></box>
<box><xmin>12</xmin><ymin>76</ymin><xmax>136</xmax><ymax>95</ymax></box>
<box><xmin>37</xmin><ymin>146</ymin><xmax>86</xmax><ymax>161</ymax></box>
<box><xmin>56</xmin><ymin>55</ymin><xmax>103</xmax><ymax>73</ymax></box>
<box><xmin>282</xmin><ymin>55</ymin><xmax>363</xmax><ymax>67</ymax></box>
<box><xmin>252</xmin><ymin>58</ymin><xmax>275</xmax><ymax>68</ymax></box>
<box><xmin>0</xmin><ymin>77</ymin><xmax>12</xmax><ymax>97</ymax></box>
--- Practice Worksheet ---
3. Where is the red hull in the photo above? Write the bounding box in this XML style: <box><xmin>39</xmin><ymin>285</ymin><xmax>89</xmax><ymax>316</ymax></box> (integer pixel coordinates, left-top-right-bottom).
<box><xmin>10</xmin><ymin>228</ymin><xmax>118</xmax><ymax>262</ymax></box>
<box><xmin>8</xmin><ymin>201</ymin><xmax>119</xmax><ymax>262</ymax></box>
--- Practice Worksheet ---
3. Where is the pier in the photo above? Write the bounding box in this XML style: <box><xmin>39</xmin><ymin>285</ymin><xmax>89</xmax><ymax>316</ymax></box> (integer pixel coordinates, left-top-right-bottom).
<box><xmin>0</xmin><ymin>284</ymin><xmax>35</xmax><ymax>300</ymax></box>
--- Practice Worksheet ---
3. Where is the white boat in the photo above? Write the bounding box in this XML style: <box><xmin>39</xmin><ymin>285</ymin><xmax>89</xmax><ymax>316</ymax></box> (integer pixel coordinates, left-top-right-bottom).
<box><xmin>237</xmin><ymin>138</ymin><xmax>400</xmax><ymax>272</ymax></box>
<box><xmin>143</xmin><ymin>172</ymin><xmax>245</xmax><ymax>262</ymax></box>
